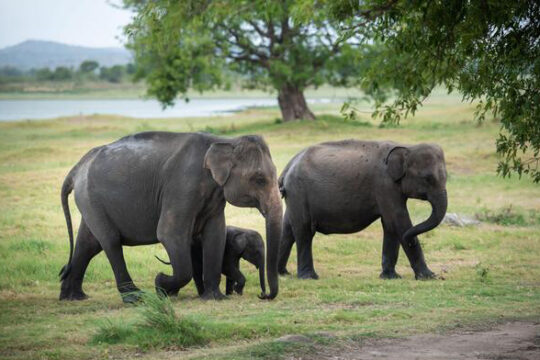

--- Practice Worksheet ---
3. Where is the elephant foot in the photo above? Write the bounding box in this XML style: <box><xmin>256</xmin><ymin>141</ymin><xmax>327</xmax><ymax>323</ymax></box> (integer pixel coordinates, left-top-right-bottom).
<box><xmin>59</xmin><ymin>289</ymin><xmax>88</xmax><ymax>301</ymax></box>
<box><xmin>278</xmin><ymin>268</ymin><xmax>291</xmax><ymax>276</ymax></box>
<box><xmin>234</xmin><ymin>282</ymin><xmax>244</xmax><ymax>295</ymax></box>
<box><xmin>415</xmin><ymin>268</ymin><xmax>437</xmax><ymax>280</ymax></box>
<box><xmin>380</xmin><ymin>270</ymin><xmax>402</xmax><ymax>279</ymax></box>
<box><xmin>118</xmin><ymin>283</ymin><xmax>143</xmax><ymax>304</ymax></box>
<box><xmin>154</xmin><ymin>272</ymin><xmax>180</xmax><ymax>297</ymax></box>
<box><xmin>201</xmin><ymin>288</ymin><xmax>226</xmax><ymax>300</ymax></box>
<box><xmin>297</xmin><ymin>269</ymin><xmax>319</xmax><ymax>280</ymax></box>
<box><xmin>121</xmin><ymin>291</ymin><xmax>143</xmax><ymax>304</ymax></box>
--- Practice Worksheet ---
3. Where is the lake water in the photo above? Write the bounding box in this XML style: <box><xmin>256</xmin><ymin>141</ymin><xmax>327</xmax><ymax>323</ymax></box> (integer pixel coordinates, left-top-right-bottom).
<box><xmin>0</xmin><ymin>98</ymin><xmax>334</xmax><ymax>121</ymax></box>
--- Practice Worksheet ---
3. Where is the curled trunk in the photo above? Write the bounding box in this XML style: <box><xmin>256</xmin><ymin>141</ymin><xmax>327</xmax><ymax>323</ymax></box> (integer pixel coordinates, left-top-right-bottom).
<box><xmin>278</xmin><ymin>84</ymin><xmax>316</xmax><ymax>122</ymax></box>
<box><xmin>403</xmin><ymin>190</ymin><xmax>448</xmax><ymax>247</ymax></box>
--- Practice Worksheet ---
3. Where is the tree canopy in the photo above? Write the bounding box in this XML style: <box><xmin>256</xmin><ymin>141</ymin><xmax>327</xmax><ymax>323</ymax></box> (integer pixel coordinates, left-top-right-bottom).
<box><xmin>79</xmin><ymin>60</ymin><xmax>99</xmax><ymax>73</ymax></box>
<box><xmin>330</xmin><ymin>0</ymin><xmax>540</xmax><ymax>182</ymax></box>
<box><xmin>123</xmin><ymin>0</ymin><xmax>367</xmax><ymax>121</ymax></box>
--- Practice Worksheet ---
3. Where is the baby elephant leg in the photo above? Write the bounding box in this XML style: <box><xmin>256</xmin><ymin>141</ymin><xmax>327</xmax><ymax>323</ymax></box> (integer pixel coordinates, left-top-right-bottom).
<box><xmin>223</xmin><ymin>258</ymin><xmax>245</xmax><ymax>295</ymax></box>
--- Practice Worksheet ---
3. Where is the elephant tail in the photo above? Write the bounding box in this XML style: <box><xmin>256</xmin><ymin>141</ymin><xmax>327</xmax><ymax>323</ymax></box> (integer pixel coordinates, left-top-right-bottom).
<box><xmin>59</xmin><ymin>170</ymin><xmax>75</xmax><ymax>281</ymax></box>
<box><xmin>154</xmin><ymin>255</ymin><xmax>171</xmax><ymax>265</ymax></box>
<box><xmin>278</xmin><ymin>149</ymin><xmax>307</xmax><ymax>199</ymax></box>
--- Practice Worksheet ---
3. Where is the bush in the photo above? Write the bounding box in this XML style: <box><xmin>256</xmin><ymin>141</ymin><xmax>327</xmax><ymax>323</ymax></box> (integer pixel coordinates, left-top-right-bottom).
<box><xmin>475</xmin><ymin>206</ymin><xmax>540</xmax><ymax>226</ymax></box>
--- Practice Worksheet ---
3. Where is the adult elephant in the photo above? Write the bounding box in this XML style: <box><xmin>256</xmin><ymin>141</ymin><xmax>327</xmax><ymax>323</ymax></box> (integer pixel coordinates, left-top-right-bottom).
<box><xmin>278</xmin><ymin>140</ymin><xmax>447</xmax><ymax>280</ymax></box>
<box><xmin>59</xmin><ymin>132</ymin><xmax>282</xmax><ymax>303</ymax></box>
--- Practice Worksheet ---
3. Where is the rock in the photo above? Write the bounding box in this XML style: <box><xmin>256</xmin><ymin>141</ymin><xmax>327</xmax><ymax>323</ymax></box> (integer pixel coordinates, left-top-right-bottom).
<box><xmin>313</xmin><ymin>331</ymin><xmax>335</xmax><ymax>339</ymax></box>
<box><xmin>276</xmin><ymin>334</ymin><xmax>312</xmax><ymax>343</ymax></box>
<box><xmin>442</xmin><ymin>213</ymin><xmax>481</xmax><ymax>227</ymax></box>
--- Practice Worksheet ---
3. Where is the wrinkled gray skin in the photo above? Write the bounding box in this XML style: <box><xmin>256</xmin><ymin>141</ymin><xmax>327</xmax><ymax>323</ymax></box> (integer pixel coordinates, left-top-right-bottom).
<box><xmin>59</xmin><ymin>132</ymin><xmax>282</xmax><ymax>303</ymax></box>
<box><xmin>278</xmin><ymin>140</ymin><xmax>447</xmax><ymax>280</ymax></box>
<box><xmin>158</xmin><ymin>226</ymin><xmax>266</xmax><ymax>296</ymax></box>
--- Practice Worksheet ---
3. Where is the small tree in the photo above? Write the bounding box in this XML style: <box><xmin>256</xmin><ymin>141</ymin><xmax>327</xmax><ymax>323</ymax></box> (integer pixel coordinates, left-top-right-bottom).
<box><xmin>331</xmin><ymin>0</ymin><xmax>540</xmax><ymax>182</ymax></box>
<box><xmin>123</xmin><ymin>0</ymin><xmax>364</xmax><ymax>121</ymax></box>
<box><xmin>79</xmin><ymin>60</ymin><xmax>99</xmax><ymax>73</ymax></box>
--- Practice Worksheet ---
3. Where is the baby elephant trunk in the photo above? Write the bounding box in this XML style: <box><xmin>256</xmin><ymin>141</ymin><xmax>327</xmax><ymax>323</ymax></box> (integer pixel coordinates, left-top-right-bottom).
<box><xmin>403</xmin><ymin>190</ymin><xmax>448</xmax><ymax>247</ymax></box>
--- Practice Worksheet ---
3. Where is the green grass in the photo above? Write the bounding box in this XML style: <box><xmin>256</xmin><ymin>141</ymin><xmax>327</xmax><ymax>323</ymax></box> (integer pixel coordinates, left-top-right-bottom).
<box><xmin>0</xmin><ymin>93</ymin><xmax>539</xmax><ymax>359</ymax></box>
<box><xmin>92</xmin><ymin>293</ymin><xmax>208</xmax><ymax>349</ymax></box>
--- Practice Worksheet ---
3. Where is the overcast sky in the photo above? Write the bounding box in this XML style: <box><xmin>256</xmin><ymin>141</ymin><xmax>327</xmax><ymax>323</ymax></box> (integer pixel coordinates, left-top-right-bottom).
<box><xmin>0</xmin><ymin>0</ymin><xmax>133</xmax><ymax>49</ymax></box>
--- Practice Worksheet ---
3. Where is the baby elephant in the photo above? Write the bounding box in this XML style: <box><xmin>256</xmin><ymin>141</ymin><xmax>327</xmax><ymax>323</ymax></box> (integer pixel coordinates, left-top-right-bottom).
<box><xmin>157</xmin><ymin>226</ymin><xmax>266</xmax><ymax>296</ymax></box>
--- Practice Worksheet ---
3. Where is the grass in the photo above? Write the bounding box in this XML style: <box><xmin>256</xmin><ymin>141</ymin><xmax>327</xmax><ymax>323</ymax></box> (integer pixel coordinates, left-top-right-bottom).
<box><xmin>0</xmin><ymin>93</ymin><xmax>539</xmax><ymax>359</ymax></box>
<box><xmin>92</xmin><ymin>293</ymin><xmax>208</xmax><ymax>349</ymax></box>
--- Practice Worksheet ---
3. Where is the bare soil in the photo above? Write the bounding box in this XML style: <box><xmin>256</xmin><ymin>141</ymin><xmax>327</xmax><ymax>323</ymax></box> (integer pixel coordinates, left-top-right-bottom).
<box><xmin>299</xmin><ymin>322</ymin><xmax>540</xmax><ymax>360</ymax></box>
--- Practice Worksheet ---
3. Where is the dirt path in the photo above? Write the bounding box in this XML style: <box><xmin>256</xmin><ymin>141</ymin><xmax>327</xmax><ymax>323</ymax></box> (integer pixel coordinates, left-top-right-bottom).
<box><xmin>305</xmin><ymin>322</ymin><xmax>540</xmax><ymax>360</ymax></box>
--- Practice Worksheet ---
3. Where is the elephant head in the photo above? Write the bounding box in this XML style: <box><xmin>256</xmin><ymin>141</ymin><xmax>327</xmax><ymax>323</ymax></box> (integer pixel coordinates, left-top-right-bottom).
<box><xmin>386</xmin><ymin>144</ymin><xmax>448</xmax><ymax>246</ymax></box>
<box><xmin>204</xmin><ymin>136</ymin><xmax>282</xmax><ymax>299</ymax></box>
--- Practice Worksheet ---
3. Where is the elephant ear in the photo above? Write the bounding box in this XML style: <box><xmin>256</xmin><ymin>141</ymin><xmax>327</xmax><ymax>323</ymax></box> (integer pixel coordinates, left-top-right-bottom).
<box><xmin>204</xmin><ymin>143</ymin><xmax>234</xmax><ymax>186</ymax></box>
<box><xmin>234</xmin><ymin>233</ymin><xmax>248</xmax><ymax>253</ymax></box>
<box><xmin>385</xmin><ymin>146</ymin><xmax>409</xmax><ymax>182</ymax></box>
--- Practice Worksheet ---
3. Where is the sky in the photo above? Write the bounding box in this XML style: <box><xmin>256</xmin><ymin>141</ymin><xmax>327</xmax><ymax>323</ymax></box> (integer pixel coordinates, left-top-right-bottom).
<box><xmin>0</xmin><ymin>0</ymin><xmax>134</xmax><ymax>49</ymax></box>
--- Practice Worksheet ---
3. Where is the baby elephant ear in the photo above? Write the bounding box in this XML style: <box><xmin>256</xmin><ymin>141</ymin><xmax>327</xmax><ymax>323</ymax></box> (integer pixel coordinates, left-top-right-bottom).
<box><xmin>234</xmin><ymin>233</ymin><xmax>248</xmax><ymax>252</ymax></box>
<box><xmin>385</xmin><ymin>146</ymin><xmax>409</xmax><ymax>182</ymax></box>
<box><xmin>204</xmin><ymin>143</ymin><xmax>234</xmax><ymax>186</ymax></box>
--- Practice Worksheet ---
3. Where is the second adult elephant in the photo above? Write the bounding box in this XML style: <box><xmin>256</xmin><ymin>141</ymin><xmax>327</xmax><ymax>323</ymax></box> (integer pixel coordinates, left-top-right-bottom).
<box><xmin>278</xmin><ymin>140</ymin><xmax>448</xmax><ymax>280</ymax></box>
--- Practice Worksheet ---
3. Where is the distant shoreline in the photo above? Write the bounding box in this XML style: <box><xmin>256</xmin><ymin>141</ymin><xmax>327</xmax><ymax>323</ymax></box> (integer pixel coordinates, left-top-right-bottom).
<box><xmin>0</xmin><ymin>85</ymin><xmax>362</xmax><ymax>101</ymax></box>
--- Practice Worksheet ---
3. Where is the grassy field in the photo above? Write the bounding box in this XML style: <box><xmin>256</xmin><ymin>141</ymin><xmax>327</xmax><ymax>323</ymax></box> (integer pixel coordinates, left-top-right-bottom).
<box><xmin>0</xmin><ymin>95</ymin><xmax>539</xmax><ymax>359</ymax></box>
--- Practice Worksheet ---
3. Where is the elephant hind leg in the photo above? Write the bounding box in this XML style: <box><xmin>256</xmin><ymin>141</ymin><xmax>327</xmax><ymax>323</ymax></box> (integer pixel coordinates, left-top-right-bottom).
<box><xmin>60</xmin><ymin>220</ymin><xmax>102</xmax><ymax>301</ymax></box>
<box><xmin>155</xmin><ymin>236</ymin><xmax>193</xmax><ymax>298</ymax></box>
<box><xmin>278</xmin><ymin>211</ymin><xmax>295</xmax><ymax>276</ymax></box>
<box><xmin>191</xmin><ymin>243</ymin><xmax>205</xmax><ymax>296</ymax></box>
<box><xmin>293</xmin><ymin>221</ymin><xmax>318</xmax><ymax>280</ymax></box>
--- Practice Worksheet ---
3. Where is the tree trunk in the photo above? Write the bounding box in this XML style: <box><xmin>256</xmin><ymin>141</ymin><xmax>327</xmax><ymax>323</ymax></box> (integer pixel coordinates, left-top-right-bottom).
<box><xmin>277</xmin><ymin>84</ymin><xmax>316</xmax><ymax>122</ymax></box>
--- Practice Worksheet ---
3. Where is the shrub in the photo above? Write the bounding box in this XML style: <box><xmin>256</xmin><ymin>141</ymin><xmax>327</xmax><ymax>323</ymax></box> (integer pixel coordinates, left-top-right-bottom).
<box><xmin>475</xmin><ymin>206</ymin><xmax>540</xmax><ymax>226</ymax></box>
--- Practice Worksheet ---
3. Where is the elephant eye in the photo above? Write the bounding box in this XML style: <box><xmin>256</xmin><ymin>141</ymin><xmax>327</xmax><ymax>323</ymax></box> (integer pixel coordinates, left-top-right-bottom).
<box><xmin>251</xmin><ymin>174</ymin><xmax>267</xmax><ymax>186</ymax></box>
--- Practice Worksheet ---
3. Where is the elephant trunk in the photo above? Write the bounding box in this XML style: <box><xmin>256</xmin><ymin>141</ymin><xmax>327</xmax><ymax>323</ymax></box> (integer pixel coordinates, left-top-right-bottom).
<box><xmin>260</xmin><ymin>189</ymin><xmax>283</xmax><ymax>300</ymax></box>
<box><xmin>258</xmin><ymin>253</ymin><xmax>266</xmax><ymax>296</ymax></box>
<box><xmin>403</xmin><ymin>190</ymin><xmax>448</xmax><ymax>247</ymax></box>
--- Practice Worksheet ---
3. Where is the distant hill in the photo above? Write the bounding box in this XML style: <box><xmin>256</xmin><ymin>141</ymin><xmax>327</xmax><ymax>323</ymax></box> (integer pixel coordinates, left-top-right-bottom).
<box><xmin>0</xmin><ymin>40</ymin><xmax>132</xmax><ymax>70</ymax></box>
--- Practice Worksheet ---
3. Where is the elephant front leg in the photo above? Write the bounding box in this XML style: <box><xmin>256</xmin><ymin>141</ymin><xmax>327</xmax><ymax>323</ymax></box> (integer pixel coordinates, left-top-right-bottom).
<box><xmin>379</xmin><ymin>221</ymin><xmax>401</xmax><ymax>279</ymax></box>
<box><xmin>394</xmin><ymin>213</ymin><xmax>435</xmax><ymax>279</ymax></box>
<box><xmin>380</xmin><ymin>202</ymin><xmax>435</xmax><ymax>280</ymax></box>
<box><xmin>403</xmin><ymin>238</ymin><xmax>436</xmax><ymax>279</ymax></box>
<box><xmin>200</xmin><ymin>213</ymin><xmax>227</xmax><ymax>300</ymax></box>
<box><xmin>223</xmin><ymin>258</ymin><xmax>245</xmax><ymax>295</ymax></box>
<box><xmin>225</xmin><ymin>277</ymin><xmax>235</xmax><ymax>295</ymax></box>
